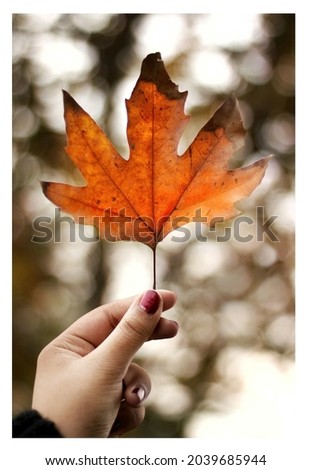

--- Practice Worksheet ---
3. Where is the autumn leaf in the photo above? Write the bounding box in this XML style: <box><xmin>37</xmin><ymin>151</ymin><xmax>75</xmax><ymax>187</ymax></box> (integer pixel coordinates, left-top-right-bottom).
<box><xmin>42</xmin><ymin>52</ymin><xmax>269</xmax><ymax>254</ymax></box>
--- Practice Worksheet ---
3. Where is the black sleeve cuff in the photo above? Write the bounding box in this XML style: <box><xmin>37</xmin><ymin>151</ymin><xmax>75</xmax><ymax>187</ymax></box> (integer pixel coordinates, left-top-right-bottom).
<box><xmin>13</xmin><ymin>410</ymin><xmax>62</xmax><ymax>438</ymax></box>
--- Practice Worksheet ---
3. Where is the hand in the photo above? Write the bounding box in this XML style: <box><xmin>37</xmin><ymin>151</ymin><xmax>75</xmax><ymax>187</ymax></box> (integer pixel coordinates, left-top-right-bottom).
<box><xmin>32</xmin><ymin>289</ymin><xmax>178</xmax><ymax>437</ymax></box>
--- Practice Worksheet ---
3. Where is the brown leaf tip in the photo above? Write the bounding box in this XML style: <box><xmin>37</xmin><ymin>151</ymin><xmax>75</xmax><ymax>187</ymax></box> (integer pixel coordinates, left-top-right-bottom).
<box><xmin>204</xmin><ymin>95</ymin><xmax>241</xmax><ymax>130</ymax></box>
<box><xmin>40</xmin><ymin>180</ymin><xmax>49</xmax><ymax>195</ymax></box>
<box><xmin>139</xmin><ymin>52</ymin><xmax>187</xmax><ymax>101</ymax></box>
<box><xmin>62</xmin><ymin>89</ymin><xmax>81</xmax><ymax>112</ymax></box>
<box><xmin>203</xmin><ymin>94</ymin><xmax>246</xmax><ymax>147</ymax></box>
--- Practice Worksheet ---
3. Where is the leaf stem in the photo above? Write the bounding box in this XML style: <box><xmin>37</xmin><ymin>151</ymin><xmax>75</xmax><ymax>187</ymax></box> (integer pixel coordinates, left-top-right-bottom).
<box><xmin>152</xmin><ymin>246</ymin><xmax>157</xmax><ymax>290</ymax></box>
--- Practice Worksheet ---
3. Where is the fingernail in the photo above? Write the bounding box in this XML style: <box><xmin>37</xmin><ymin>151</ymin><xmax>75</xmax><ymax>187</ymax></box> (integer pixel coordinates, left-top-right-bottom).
<box><xmin>132</xmin><ymin>386</ymin><xmax>146</xmax><ymax>403</ymax></box>
<box><xmin>139</xmin><ymin>290</ymin><xmax>161</xmax><ymax>315</ymax></box>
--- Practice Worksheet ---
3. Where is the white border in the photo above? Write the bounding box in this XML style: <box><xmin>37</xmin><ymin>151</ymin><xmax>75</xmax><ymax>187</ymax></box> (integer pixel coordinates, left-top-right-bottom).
<box><xmin>1</xmin><ymin>1</ymin><xmax>297</xmax><ymax>14</ymax></box>
<box><xmin>3</xmin><ymin>3</ymin><xmax>310</xmax><ymax>468</ymax></box>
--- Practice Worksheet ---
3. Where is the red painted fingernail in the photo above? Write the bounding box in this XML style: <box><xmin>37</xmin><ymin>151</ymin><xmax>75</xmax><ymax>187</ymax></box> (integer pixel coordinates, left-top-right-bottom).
<box><xmin>139</xmin><ymin>290</ymin><xmax>161</xmax><ymax>315</ymax></box>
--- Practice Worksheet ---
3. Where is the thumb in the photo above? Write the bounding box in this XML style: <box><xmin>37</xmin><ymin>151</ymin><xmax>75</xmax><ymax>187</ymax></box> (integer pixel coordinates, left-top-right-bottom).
<box><xmin>91</xmin><ymin>290</ymin><xmax>163</xmax><ymax>377</ymax></box>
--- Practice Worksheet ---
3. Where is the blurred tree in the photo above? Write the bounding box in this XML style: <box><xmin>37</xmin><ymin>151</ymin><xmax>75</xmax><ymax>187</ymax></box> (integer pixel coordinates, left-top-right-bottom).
<box><xmin>13</xmin><ymin>13</ymin><xmax>294</xmax><ymax>438</ymax></box>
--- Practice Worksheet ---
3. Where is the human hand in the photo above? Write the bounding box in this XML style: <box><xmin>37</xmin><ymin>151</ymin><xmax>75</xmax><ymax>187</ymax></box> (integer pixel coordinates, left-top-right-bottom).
<box><xmin>32</xmin><ymin>289</ymin><xmax>178</xmax><ymax>437</ymax></box>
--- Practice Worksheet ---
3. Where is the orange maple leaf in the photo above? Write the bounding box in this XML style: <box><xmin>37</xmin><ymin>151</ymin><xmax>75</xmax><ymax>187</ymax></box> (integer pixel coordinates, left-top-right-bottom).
<box><xmin>42</xmin><ymin>52</ymin><xmax>269</xmax><ymax>251</ymax></box>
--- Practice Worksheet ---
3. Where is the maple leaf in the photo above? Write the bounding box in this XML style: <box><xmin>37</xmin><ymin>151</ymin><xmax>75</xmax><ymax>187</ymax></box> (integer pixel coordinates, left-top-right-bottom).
<box><xmin>42</xmin><ymin>52</ymin><xmax>269</xmax><ymax>255</ymax></box>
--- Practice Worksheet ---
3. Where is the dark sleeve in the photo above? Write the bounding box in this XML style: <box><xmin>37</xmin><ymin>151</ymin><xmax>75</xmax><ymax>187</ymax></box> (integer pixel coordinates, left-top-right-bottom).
<box><xmin>13</xmin><ymin>410</ymin><xmax>62</xmax><ymax>438</ymax></box>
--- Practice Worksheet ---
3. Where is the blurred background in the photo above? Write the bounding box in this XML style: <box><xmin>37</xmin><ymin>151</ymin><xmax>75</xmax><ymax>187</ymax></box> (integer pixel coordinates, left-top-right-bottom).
<box><xmin>13</xmin><ymin>14</ymin><xmax>294</xmax><ymax>438</ymax></box>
